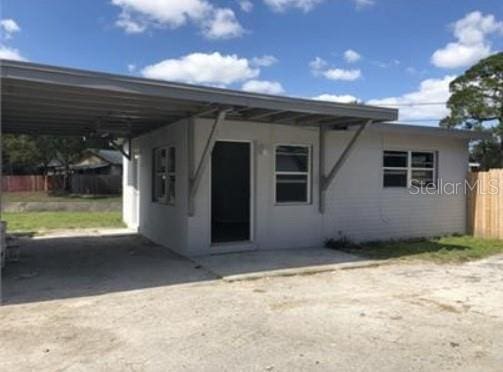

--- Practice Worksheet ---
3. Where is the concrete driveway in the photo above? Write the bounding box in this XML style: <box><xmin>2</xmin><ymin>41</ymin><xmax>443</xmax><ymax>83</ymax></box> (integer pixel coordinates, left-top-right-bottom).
<box><xmin>1</xmin><ymin>235</ymin><xmax>502</xmax><ymax>371</ymax></box>
<box><xmin>2</xmin><ymin>233</ymin><xmax>216</xmax><ymax>304</ymax></box>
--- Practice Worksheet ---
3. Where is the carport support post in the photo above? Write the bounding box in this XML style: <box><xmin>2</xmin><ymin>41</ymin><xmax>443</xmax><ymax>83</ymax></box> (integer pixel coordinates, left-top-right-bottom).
<box><xmin>0</xmin><ymin>100</ymin><xmax>3</xmax><ymax>304</ymax></box>
<box><xmin>188</xmin><ymin>109</ymin><xmax>229</xmax><ymax>216</ymax></box>
<box><xmin>319</xmin><ymin>120</ymin><xmax>371</xmax><ymax>214</ymax></box>
<box><xmin>318</xmin><ymin>125</ymin><xmax>327</xmax><ymax>214</ymax></box>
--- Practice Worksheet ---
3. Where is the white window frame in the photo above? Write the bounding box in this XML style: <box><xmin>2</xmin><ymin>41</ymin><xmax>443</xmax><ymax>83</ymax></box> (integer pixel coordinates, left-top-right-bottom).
<box><xmin>383</xmin><ymin>150</ymin><xmax>437</xmax><ymax>188</ymax></box>
<box><xmin>274</xmin><ymin>144</ymin><xmax>312</xmax><ymax>205</ymax></box>
<box><xmin>153</xmin><ymin>145</ymin><xmax>176</xmax><ymax>205</ymax></box>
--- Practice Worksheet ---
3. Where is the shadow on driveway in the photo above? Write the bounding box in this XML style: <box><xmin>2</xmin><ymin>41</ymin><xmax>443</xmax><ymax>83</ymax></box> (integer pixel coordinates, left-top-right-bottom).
<box><xmin>2</xmin><ymin>234</ymin><xmax>216</xmax><ymax>305</ymax></box>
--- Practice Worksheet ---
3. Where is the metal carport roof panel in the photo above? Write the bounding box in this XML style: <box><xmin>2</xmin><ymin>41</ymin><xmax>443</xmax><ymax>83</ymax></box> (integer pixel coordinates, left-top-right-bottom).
<box><xmin>1</xmin><ymin>60</ymin><xmax>398</xmax><ymax>137</ymax></box>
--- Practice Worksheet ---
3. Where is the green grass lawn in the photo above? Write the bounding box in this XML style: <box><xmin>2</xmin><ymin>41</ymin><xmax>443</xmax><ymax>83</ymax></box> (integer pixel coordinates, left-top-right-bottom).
<box><xmin>3</xmin><ymin>192</ymin><xmax>122</xmax><ymax>203</ymax></box>
<box><xmin>3</xmin><ymin>211</ymin><xmax>125</xmax><ymax>234</ymax></box>
<box><xmin>333</xmin><ymin>236</ymin><xmax>503</xmax><ymax>263</ymax></box>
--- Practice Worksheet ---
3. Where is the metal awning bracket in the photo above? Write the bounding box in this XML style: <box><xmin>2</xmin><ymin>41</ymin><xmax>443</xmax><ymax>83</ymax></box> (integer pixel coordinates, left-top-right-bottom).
<box><xmin>188</xmin><ymin>109</ymin><xmax>230</xmax><ymax>216</ymax></box>
<box><xmin>109</xmin><ymin>137</ymin><xmax>132</xmax><ymax>161</ymax></box>
<box><xmin>319</xmin><ymin>120</ymin><xmax>371</xmax><ymax>213</ymax></box>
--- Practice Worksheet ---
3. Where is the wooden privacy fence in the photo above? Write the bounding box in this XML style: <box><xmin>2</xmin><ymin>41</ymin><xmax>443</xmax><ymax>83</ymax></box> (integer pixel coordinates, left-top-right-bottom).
<box><xmin>2</xmin><ymin>175</ymin><xmax>64</xmax><ymax>192</ymax></box>
<box><xmin>70</xmin><ymin>175</ymin><xmax>122</xmax><ymax>195</ymax></box>
<box><xmin>467</xmin><ymin>170</ymin><xmax>503</xmax><ymax>240</ymax></box>
<box><xmin>2</xmin><ymin>175</ymin><xmax>121</xmax><ymax>194</ymax></box>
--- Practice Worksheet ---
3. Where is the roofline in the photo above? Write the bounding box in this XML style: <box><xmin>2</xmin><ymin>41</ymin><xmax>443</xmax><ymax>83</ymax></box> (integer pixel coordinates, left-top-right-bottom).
<box><xmin>372</xmin><ymin>122</ymin><xmax>493</xmax><ymax>140</ymax></box>
<box><xmin>1</xmin><ymin>59</ymin><xmax>398</xmax><ymax>122</ymax></box>
<box><xmin>83</xmin><ymin>149</ymin><xmax>122</xmax><ymax>165</ymax></box>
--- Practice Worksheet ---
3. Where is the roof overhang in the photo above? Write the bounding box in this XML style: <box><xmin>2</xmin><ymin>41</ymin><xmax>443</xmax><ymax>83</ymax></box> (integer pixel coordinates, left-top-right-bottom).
<box><xmin>372</xmin><ymin>122</ymin><xmax>492</xmax><ymax>141</ymax></box>
<box><xmin>1</xmin><ymin>60</ymin><xmax>398</xmax><ymax>137</ymax></box>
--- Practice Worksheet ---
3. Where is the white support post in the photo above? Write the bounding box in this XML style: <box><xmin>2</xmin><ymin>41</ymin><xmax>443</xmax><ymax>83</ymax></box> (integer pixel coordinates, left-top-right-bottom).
<box><xmin>319</xmin><ymin>120</ymin><xmax>371</xmax><ymax>213</ymax></box>
<box><xmin>188</xmin><ymin>109</ymin><xmax>228</xmax><ymax>216</ymax></box>
<box><xmin>319</xmin><ymin>125</ymin><xmax>327</xmax><ymax>214</ymax></box>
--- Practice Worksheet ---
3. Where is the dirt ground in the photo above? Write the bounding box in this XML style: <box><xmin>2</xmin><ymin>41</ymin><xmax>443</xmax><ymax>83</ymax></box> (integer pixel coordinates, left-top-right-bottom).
<box><xmin>1</xmin><ymin>236</ymin><xmax>502</xmax><ymax>371</ymax></box>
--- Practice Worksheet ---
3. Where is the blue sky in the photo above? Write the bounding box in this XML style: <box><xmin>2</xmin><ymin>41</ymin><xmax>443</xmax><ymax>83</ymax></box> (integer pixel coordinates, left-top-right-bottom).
<box><xmin>1</xmin><ymin>0</ymin><xmax>502</xmax><ymax>125</ymax></box>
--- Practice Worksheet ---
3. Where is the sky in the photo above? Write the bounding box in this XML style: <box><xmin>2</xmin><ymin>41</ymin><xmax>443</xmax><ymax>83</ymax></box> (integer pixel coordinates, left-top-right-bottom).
<box><xmin>1</xmin><ymin>0</ymin><xmax>502</xmax><ymax>125</ymax></box>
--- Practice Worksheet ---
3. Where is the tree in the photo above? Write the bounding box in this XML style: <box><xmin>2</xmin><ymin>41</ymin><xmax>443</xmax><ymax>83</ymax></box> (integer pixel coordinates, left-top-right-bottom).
<box><xmin>53</xmin><ymin>137</ymin><xmax>87</xmax><ymax>190</ymax></box>
<box><xmin>2</xmin><ymin>135</ymin><xmax>87</xmax><ymax>191</ymax></box>
<box><xmin>441</xmin><ymin>52</ymin><xmax>503</xmax><ymax>169</ymax></box>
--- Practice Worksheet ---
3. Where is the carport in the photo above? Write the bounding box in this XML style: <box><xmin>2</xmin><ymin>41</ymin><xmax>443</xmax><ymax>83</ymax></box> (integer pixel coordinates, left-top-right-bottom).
<box><xmin>0</xmin><ymin>60</ymin><xmax>397</xmax><ymax>300</ymax></box>
<box><xmin>0</xmin><ymin>59</ymin><xmax>396</xmax><ymax>216</ymax></box>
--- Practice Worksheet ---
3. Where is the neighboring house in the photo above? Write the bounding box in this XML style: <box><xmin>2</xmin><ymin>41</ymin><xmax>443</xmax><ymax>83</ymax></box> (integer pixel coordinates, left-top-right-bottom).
<box><xmin>48</xmin><ymin>150</ymin><xmax>122</xmax><ymax>175</ymax></box>
<box><xmin>0</xmin><ymin>60</ymin><xmax>487</xmax><ymax>256</ymax></box>
<box><xmin>72</xmin><ymin>149</ymin><xmax>123</xmax><ymax>175</ymax></box>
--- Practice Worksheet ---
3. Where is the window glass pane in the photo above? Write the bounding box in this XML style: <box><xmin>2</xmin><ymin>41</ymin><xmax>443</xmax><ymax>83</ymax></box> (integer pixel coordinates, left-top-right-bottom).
<box><xmin>383</xmin><ymin>169</ymin><xmax>407</xmax><ymax>187</ymax></box>
<box><xmin>156</xmin><ymin>148</ymin><xmax>166</xmax><ymax>172</ymax></box>
<box><xmin>167</xmin><ymin>175</ymin><xmax>175</xmax><ymax>204</ymax></box>
<box><xmin>276</xmin><ymin>146</ymin><xmax>308</xmax><ymax>172</ymax></box>
<box><xmin>383</xmin><ymin>151</ymin><xmax>408</xmax><ymax>168</ymax></box>
<box><xmin>155</xmin><ymin>174</ymin><xmax>166</xmax><ymax>199</ymax></box>
<box><xmin>276</xmin><ymin>174</ymin><xmax>308</xmax><ymax>202</ymax></box>
<box><xmin>411</xmin><ymin>170</ymin><xmax>435</xmax><ymax>187</ymax></box>
<box><xmin>168</xmin><ymin>147</ymin><xmax>176</xmax><ymax>173</ymax></box>
<box><xmin>412</xmin><ymin>152</ymin><xmax>434</xmax><ymax>168</ymax></box>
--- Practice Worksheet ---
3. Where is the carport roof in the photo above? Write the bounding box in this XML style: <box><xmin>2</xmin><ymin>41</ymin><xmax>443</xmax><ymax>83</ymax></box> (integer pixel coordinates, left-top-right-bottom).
<box><xmin>1</xmin><ymin>60</ymin><xmax>398</xmax><ymax>137</ymax></box>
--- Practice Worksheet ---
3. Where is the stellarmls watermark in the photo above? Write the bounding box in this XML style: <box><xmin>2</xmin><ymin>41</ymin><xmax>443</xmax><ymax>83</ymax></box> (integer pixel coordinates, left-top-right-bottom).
<box><xmin>409</xmin><ymin>178</ymin><xmax>501</xmax><ymax>196</ymax></box>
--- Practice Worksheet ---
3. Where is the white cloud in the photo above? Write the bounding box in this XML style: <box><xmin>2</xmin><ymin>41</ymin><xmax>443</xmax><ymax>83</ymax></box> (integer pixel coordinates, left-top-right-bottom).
<box><xmin>309</xmin><ymin>57</ymin><xmax>328</xmax><ymax>73</ymax></box>
<box><xmin>0</xmin><ymin>45</ymin><xmax>26</xmax><ymax>61</ymax></box>
<box><xmin>252</xmin><ymin>55</ymin><xmax>278</xmax><ymax>67</ymax></box>
<box><xmin>310</xmin><ymin>56</ymin><xmax>362</xmax><ymax>81</ymax></box>
<box><xmin>264</xmin><ymin>0</ymin><xmax>323</xmax><ymax>12</ymax></box>
<box><xmin>354</xmin><ymin>0</ymin><xmax>374</xmax><ymax>9</ymax></box>
<box><xmin>238</xmin><ymin>0</ymin><xmax>253</xmax><ymax>12</ymax></box>
<box><xmin>127</xmin><ymin>64</ymin><xmax>136</xmax><ymax>72</ymax></box>
<box><xmin>263</xmin><ymin>0</ymin><xmax>374</xmax><ymax>12</ymax></box>
<box><xmin>367</xmin><ymin>75</ymin><xmax>455</xmax><ymax>121</ymax></box>
<box><xmin>115</xmin><ymin>11</ymin><xmax>147</xmax><ymax>33</ymax></box>
<box><xmin>431</xmin><ymin>11</ymin><xmax>503</xmax><ymax>69</ymax></box>
<box><xmin>141</xmin><ymin>52</ymin><xmax>259</xmax><ymax>85</ymax></box>
<box><xmin>242</xmin><ymin>80</ymin><xmax>285</xmax><ymax>94</ymax></box>
<box><xmin>313</xmin><ymin>94</ymin><xmax>359</xmax><ymax>103</ymax></box>
<box><xmin>111</xmin><ymin>0</ymin><xmax>244</xmax><ymax>39</ymax></box>
<box><xmin>343</xmin><ymin>49</ymin><xmax>361</xmax><ymax>63</ymax></box>
<box><xmin>323</xmin><ymin>68</ymin><xmax>361</xmax><ymax>81</ymax></box>
<box><xmin>202</xmin><ymin>8</ymin><xmax>244</xmax><ymax>39</ymax></box>
<box><xmin>0</xmin><ymin>19</ymin><xmax>26</xmax><ymax>61</ymax></box>
<box><xmin>1</xmin><ymin>19</ymin><xmax>20</xmax><ymax>39</ymax></box>
<box><xmin>372</xmin><ymin>59</ymin><xmax>400</xmax><ymax>68</ymax></box>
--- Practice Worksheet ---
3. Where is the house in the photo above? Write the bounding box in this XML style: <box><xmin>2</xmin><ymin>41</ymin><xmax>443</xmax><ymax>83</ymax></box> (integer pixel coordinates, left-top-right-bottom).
<box><xmin>1</xmin><ymin>60</ymin><xmax>487</xmax><ymax>256</ymax></box>
<box><xmin>122</xmin><ymin>114</ymin><xmax>485</xmax><ymax>256</ymax></box>
<box><xmin>72</xmin><ymin>149</ymin><xmax>123</xmax><ymax>176</ymax></box>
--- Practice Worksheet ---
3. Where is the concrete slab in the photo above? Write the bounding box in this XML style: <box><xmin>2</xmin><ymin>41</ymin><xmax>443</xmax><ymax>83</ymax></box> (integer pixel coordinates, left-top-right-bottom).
<box><xmin>193</xmin><ymin>247</ymin><xmax>375</xmax><ymax>281</ymax></box>
<box><xmin>2</xmin><ymin>234</ymin><xmax>216</xmax><ymax>305</ymax></box>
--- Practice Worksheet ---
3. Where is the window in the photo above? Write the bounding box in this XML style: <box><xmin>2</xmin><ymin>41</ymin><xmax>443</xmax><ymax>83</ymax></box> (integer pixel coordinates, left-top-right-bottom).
<box><xmin>153</xmin><ymin>146</ymin><xmax>176</xmax><ymax>204</ymax></box>
<box><xmin>411</xmin><ymin>152</ymin><xmax>435</xmax><ymax>187</ymax></box>
<box><xmin>275</xmin><ymin>145</ymin><xmax>311</xmax><ymax>203</ymax></box>
<box><xmin>383</xmin><ymin>151</ymin><xmax>408</xmax><ymax>187</ymax></box>
<box><xmin>383</xmin><ymin>150</ymin><xmax>436</xmax><ymax>188</ymax></box>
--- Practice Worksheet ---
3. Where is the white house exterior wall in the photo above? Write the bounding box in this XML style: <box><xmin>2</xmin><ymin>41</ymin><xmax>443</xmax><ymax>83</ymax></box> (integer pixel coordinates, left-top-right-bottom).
<box><xmin>124</xmin><ymin>119</ymin><xmax>190</xmax><ymax>253</ymax></box>
<box><xmin>124</xmin><ymin>118</ymin><xmax>469</xmax><ymax>255</ymax></box>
